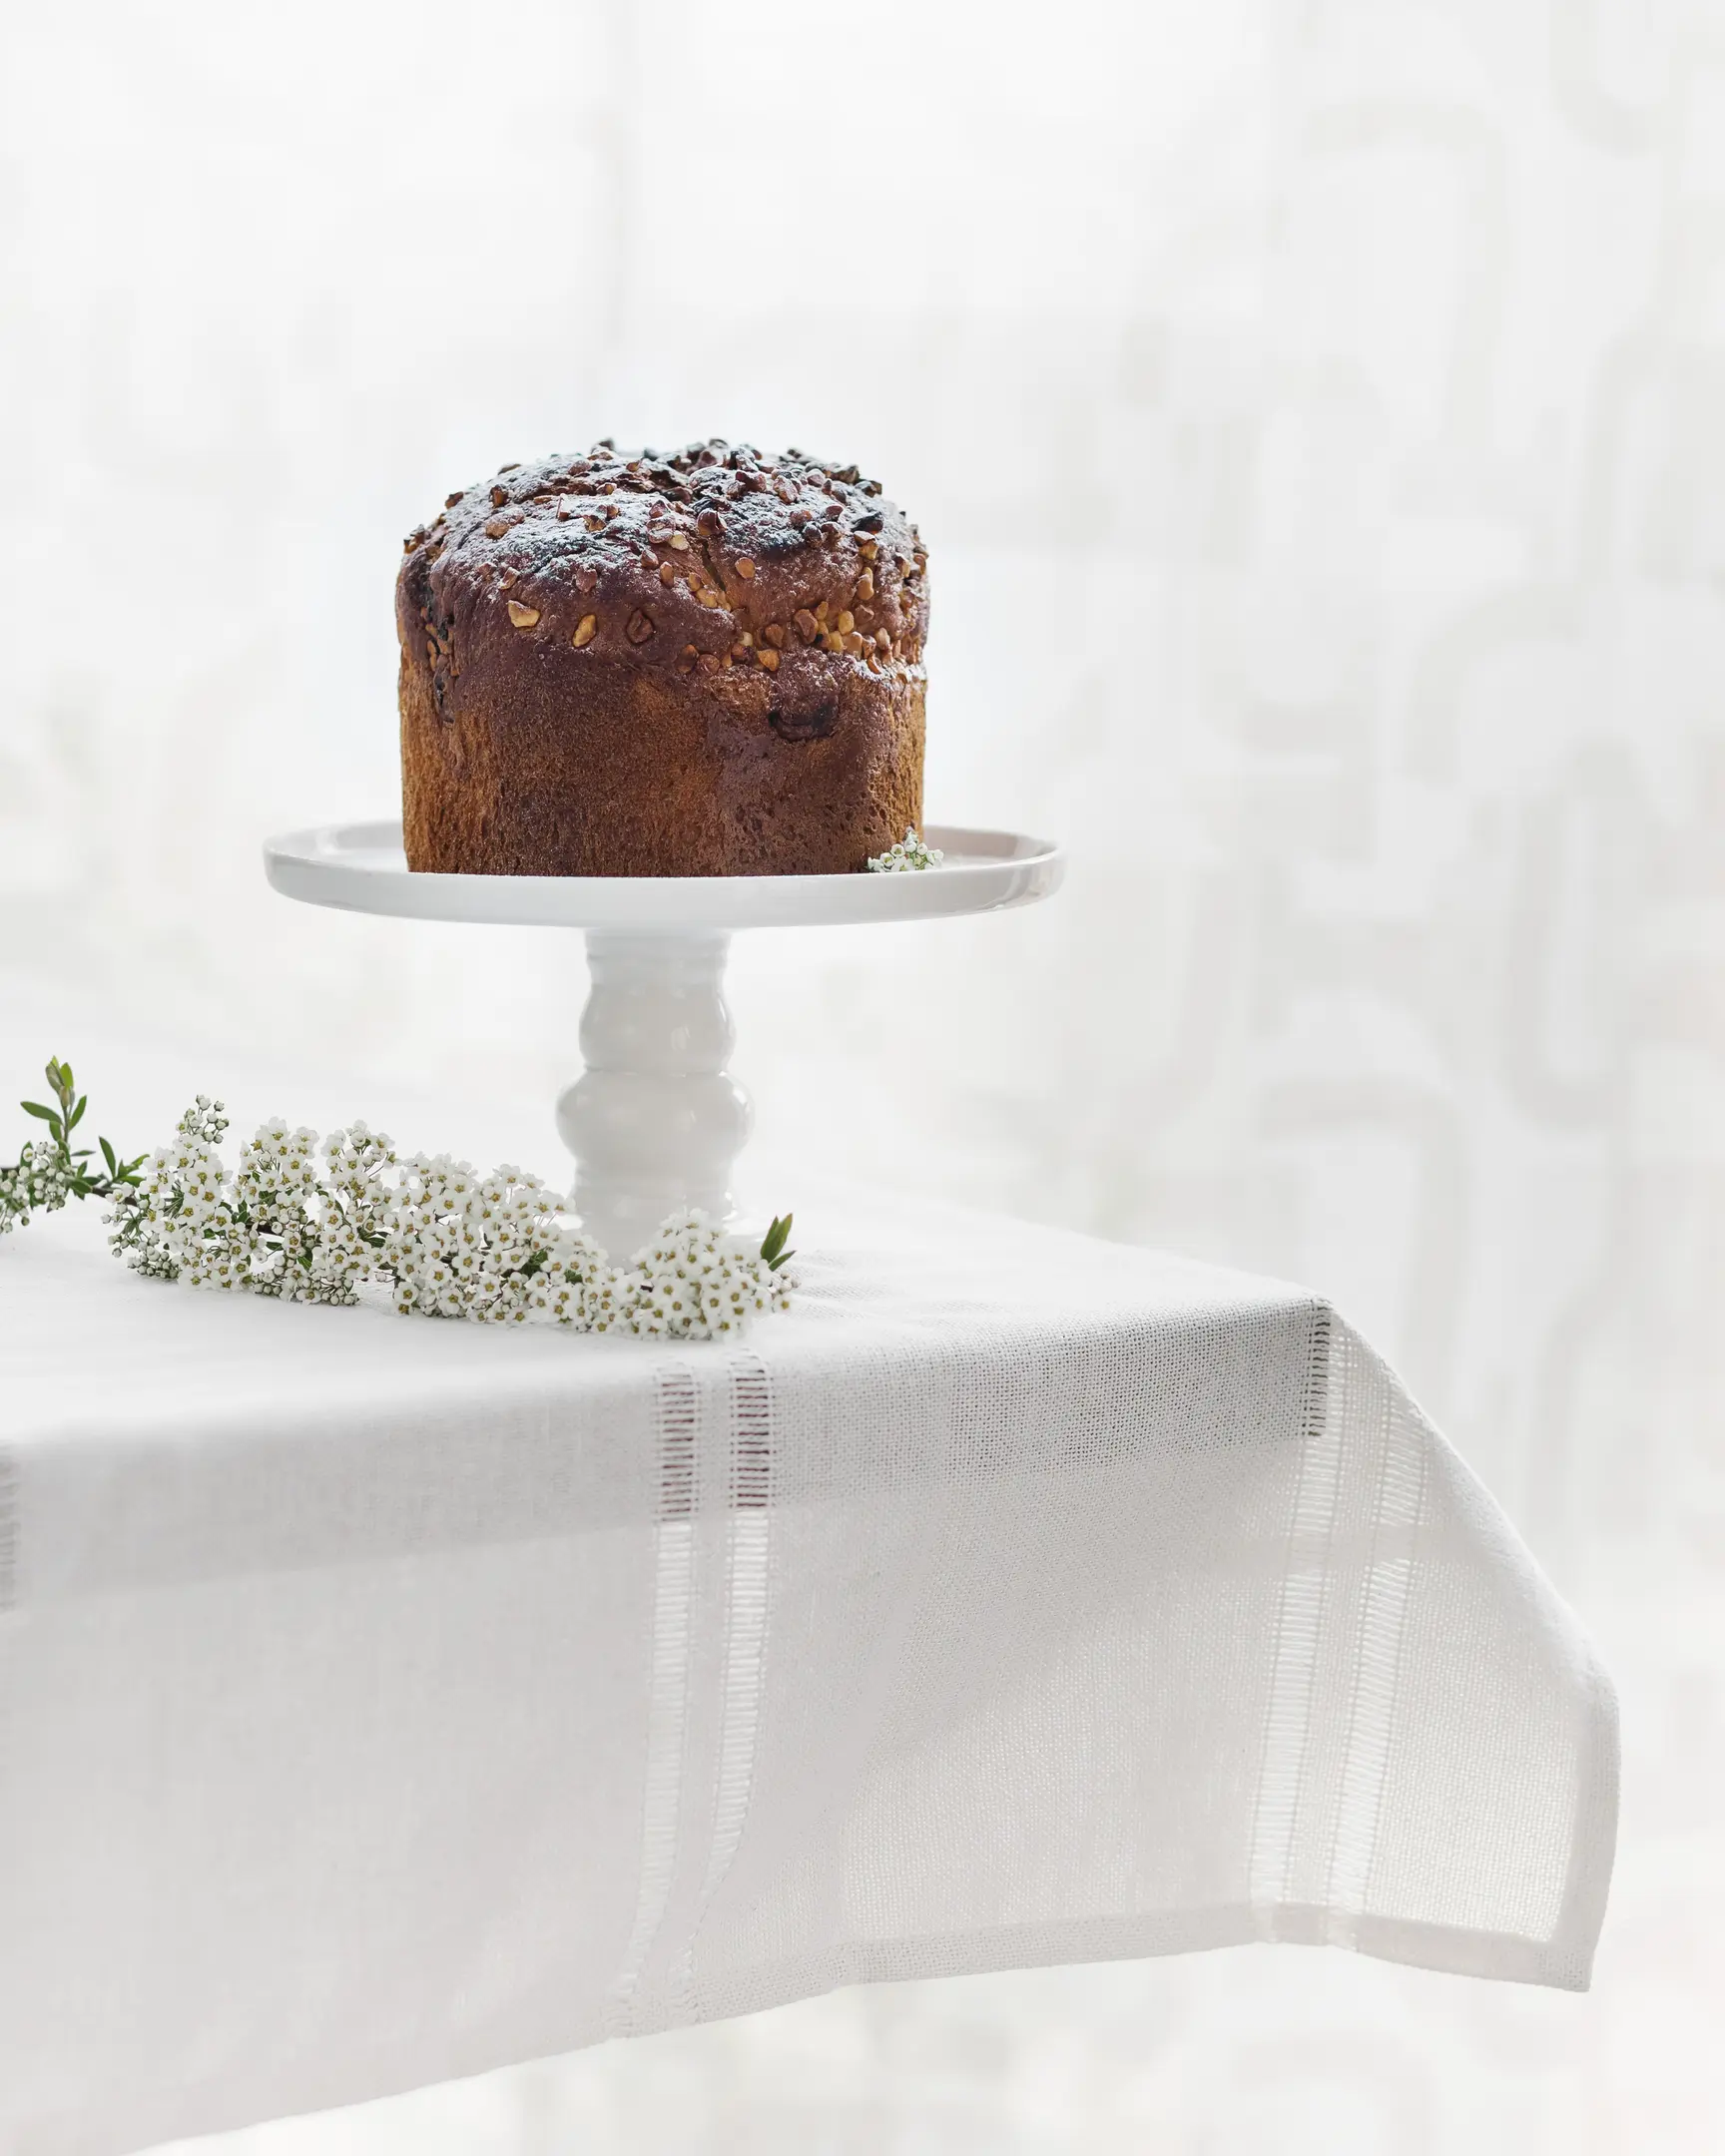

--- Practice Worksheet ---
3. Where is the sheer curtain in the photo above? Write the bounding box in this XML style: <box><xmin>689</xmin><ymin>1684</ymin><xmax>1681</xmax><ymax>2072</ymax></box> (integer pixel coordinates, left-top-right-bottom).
<box><xmin>2</xmin><ymin>1</ymin><xmax>1719</xmax><ymax>2147</ymax></box>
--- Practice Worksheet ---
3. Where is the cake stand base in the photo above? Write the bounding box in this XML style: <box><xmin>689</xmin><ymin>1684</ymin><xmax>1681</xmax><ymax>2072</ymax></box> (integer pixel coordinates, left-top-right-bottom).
<box><xmin>556</xmin><ymin>931</ymin><xmax>750</xmax><ymax>1262</ymax></box>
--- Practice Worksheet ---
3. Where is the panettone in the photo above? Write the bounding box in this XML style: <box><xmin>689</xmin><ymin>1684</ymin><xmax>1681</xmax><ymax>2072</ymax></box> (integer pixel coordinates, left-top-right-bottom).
<box><xmin>396</xmin><ymin>440</ymin><xmax>927</xmax><ymax>876</ymax></box>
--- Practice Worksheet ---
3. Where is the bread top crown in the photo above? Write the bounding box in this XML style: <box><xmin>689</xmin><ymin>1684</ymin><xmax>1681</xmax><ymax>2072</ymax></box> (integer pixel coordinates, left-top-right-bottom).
<box><xmin>399</xmin><ymin>439</ymin><xmax>927</xmax><ymax>683</ymax></box>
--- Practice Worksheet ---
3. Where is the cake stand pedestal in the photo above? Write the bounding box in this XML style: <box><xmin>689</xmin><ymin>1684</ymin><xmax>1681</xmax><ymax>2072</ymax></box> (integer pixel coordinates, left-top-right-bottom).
<box><xmin>263</xmin><ymin>820</ymin><xmax>1064</xmax><ymax>1259</ymax></box>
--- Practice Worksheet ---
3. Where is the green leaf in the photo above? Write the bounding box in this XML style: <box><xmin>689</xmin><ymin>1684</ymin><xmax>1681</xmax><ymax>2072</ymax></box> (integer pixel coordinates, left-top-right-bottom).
<box><xmin>100</xmin><ymin>1137</ymin><xmax>118</xmax><ymax>1176</ymax></box>
<box><xmin>20</xmin><ymin>1101</ymin><xmax>56</xmax><ymax>1122</ymax></box>
<box><xmin>69</xmin><ymin>1095</ymin><xmax>87</xmax><ymax>1129</ymax></box>
<box><xmin>759</xmin><ymin>1212</ymin><xmax>794</xmax><ymax>1266</ymax></box>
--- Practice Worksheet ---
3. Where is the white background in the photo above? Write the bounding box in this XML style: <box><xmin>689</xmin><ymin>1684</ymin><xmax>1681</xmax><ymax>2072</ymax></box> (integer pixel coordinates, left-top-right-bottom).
<box><xmin>2</xmin><ymin>0</ymin><xmax>1721</xmax><ymax>2148</ymax></box>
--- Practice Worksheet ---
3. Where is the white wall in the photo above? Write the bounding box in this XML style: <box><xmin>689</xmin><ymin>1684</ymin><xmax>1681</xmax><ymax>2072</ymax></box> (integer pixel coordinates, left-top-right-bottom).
<box><xmin>3</xmin><ymin>1</ymin><xmax>1721</xmax><ymax>2147</ymax></box>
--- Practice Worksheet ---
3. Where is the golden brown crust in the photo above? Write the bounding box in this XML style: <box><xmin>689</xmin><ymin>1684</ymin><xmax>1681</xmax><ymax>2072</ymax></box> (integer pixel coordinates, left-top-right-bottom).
<box><xmin>396</xmin><ymin>440</ymin><xmax>927</xmax><ymax>875</ymax></box>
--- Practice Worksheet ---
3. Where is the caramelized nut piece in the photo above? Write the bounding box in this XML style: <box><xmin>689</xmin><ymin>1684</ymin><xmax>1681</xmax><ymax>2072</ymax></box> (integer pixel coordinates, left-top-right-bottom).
<box><xmin>875</xmin><ymin>628</ymin><xmax>891</xmax><ymax>652</ymax></box>
<box><xmin>444</xmin><ymin>490</ymin><xmax>465</xmax><ymax>508</ymax></box>
<box><xmin>795</xmin><ymin>608</ymin><xmax>819</xmax><ymax>642</ymax></box>
<box><xmin>668</xmin><ymin>532</ymin><xmax>690</xmax><ymax>550</ymax></box>
<box><xmin>627</xmin><ymin>609</ymin><xmax>655</xmax><ymax>643</ymax></box>
<box><xmin>490</xmin><ymin>486</ymin><xmax>509</xmax><ymax>507</ymax></box>
<box><xmin>764</xmin><ymin>622</ymin><xmax>786</xmax><ymax>648</ymax></box>
<box><xmin>699</xmin><ymin>652</ymin><xmax>721</xmax><ymax>673</ymax></box>
<box><xmin>659</xmin><ymin>561</ymin><xmax>675</xmax><ymax>585</ymax></box>
<box><xmin>484</xmin><ymin>518</ymin><xmax>511</xmax><ymax>539</ymax></box>
<box><xmin>574</xmin><ymin>566</ymin><xmax>597</xmax><ymax>594</ymax></box>
<box><xmin>506</xmin><ymin>600</ymin><xmax>540</xmax><ymax>629</ymax></box>
<box><xmin>836</xmin><ymin>610</ymin><xmax>856</xmax><ymax>635</ymax></box>
<box><xmin>844</xmin><ymin>630</ymin><xmax>865</xmax><ymax>655</ymax></box>
<box><xmin>757</xmin><ymin>647</ymin><xmax>780</xmax><ymax>671</ymax></box>
<box><xmin>815</xmin><ymin>599</ymin><xmax>831</xmax><ymax>623</ymax></box>
<box><xmin>856</xmin><ymin>569</ymin><xmax>874</xmax><ymax>601</ymax></box>
<box><xmin>824</xmin><ymin>632</ymin><xmax>845</xmax><ymax>654</ymax></box>
<box><xmin>735</xmin><ymin>556</ymin><xmax>756</xmax><ymax>579</ymax></box>
<box><xmin>571</xmin><ymin>614</ymin><xmax>598</xmax><ymax>648</ymax></box>
<box><xmin>696</xmin><ymin>507</ymin><xmax>724</xmax><ymax>536</ymax></box>
<box><xmin>859</xmin><ymin>539</ymin><xmax>879</xmax><ymax>563</ymax></box>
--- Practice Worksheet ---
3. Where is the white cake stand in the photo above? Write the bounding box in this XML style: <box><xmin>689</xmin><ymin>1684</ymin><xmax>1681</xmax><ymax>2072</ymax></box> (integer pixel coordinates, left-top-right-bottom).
<box><xmin>264</xmin><ymin>819</ymin><xmax>1064</xmax><ymax>1259</ymax></box>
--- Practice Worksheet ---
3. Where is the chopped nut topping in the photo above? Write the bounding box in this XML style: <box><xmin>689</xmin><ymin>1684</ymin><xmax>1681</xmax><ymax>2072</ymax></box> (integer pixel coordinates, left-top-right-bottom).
<box><xmin>789</xmin><ymin>507</ymin><xmax>811</xmax><ymax>528</ymax></box>
<box><xmin>490</xmin><ymin>486</ymin><xmax>509</xmax><ymax>507</ymax></box>
<box><xmin>795</xmin><ymin>609</ymin><xmax>819</xmax><ymax>642</ymax></box>
<box><xmin>668</xmin><ymin>533</ymin><xmax>690</xmax><ymax>550</ymax></box>
<box><xmin>659</xmin><ymin>561</ymin><xmax>675</xmax><ymax>585</ymax></box>
<box><xmin>737</xmin><ymin>631</ymin><xmax>755</xmax><ymax>648</ymax></box>
<box><xmin>735</xmin><ymin>557</ymin><xmax>756</xmax><ymax>580</ymax></box>
<box><xmin>836</xmin><ymin>610</ymin><xmax>856</xmax><ymax>635</ymax></box>
<box><xmin>506</xmin><ymin>600</ymin><xmax>540</xmax><ymax>629</ymax></box>
<box><xmin>444</xmin><ymin>491</ymin><xmax>465</xmax><ymax>508</ymax></box>
<box><xmin>484</xmin><ymin>519</ymin><xmax>511</xmax><ymax>539</ymax></box>
<box><xmin>696</xmin><ymin>508</ymin><xmax>724</xmax><ymax>537</ymax></box>
<box><xmin>875</xmin><ymin>628</ymin><xmax>891</xmax><ymax>652</ymax></box>
<box><xmin>699</xmin><ymin>652</ymin><xmax>721</xmax><ymax>673</ymax></box>
<box><xmin>855</xmin><ymin>511</ymin><xmax>884</xmax><ymax>533</ymax></box>
<box><xmin>757</xmin><ymin>647</ymin><xmax>780</xmax><ymax>672</ymax></box>
<box><xmin>764</xmin><ymin>622</ymin><xmax>786</xmax><ymax>648</ymax></box>
<box><xmin>856</xmin><ymin>569</ymin><xmax>874</xmax><ymax>600</ymax></box>
<box><xmin>572</xmin><ymin>614</ymin><xmax>598</xmax><ymax>648</ymax></box>
<box><xmin>556</xmin><ymin>507</ymin><xmax>572</xmax><ymax>520</ymax></box>
<box><xmin>825</xmin><ymin>632</ymin><xmax>845</xmax><ymax>654</ymax></box>
<box><xmin>815</xmin><ymin>599</ymin><xmax>831</xmax><ymax>623</ymax></box>
<box><xmin>574</xmin><ymin>566</ymin><xmax>597</xmax><ymax>594</ymax></box>
<box><xmin>627</xmin><ymin>609</ymin><xmax>655</xmax><ymax>643</ymax></box>
<box><xmin>859</xmin><ymin>540</ymin><xmax>879</xmax><ymax>563</ymax></box>
<box><xmin>844</xmin><ymin>630</ymin><xmax>865</xmax><ymax>655</ymax></box>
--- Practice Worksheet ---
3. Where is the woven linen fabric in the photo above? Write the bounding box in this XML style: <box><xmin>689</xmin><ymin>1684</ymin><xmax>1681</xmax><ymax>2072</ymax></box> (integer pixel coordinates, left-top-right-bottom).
<box><xmin>0</xmin><ymin>1195</ymin><xmax>1616</xmax><ymax>2156</ymax></box>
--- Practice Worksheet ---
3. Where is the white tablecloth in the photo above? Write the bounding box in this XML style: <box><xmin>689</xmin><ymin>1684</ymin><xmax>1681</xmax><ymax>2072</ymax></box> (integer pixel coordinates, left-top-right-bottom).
<box><xmin>0</xmin><ymin>1195</ymin><xmax>1616</xmax><ymax>2156</ymax></box>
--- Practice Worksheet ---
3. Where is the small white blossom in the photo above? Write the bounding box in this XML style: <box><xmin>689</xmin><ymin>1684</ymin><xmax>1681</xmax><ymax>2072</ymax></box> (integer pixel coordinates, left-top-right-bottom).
<box><xmin>866</xmin><ymin>826</ymin><xmax>944</xmax><ymax>872</ymax></box>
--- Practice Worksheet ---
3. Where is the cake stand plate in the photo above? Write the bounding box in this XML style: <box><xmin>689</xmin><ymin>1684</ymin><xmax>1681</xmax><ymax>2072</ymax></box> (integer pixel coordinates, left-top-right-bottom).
<box><xmin>264</xmin><ymin>819</ymin><xmax>1064</xmax><ymax>1259</ymax></box>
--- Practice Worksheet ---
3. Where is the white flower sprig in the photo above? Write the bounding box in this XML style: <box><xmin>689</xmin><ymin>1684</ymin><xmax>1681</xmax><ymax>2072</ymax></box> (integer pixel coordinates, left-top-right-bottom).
<box><xmin>1</xmin><ymin>1056</ymin><xmax>145</xmax><ymax>1237</ymax></box>
<box><xmin>866</xmin><ymin>826</ymin><xmax>944</xmax><ymax>871</ymax></box>
<box><xmin>105</xmin><ymin>1098</ymin><xmax>798</xmax><ymax>1340</ymax></box>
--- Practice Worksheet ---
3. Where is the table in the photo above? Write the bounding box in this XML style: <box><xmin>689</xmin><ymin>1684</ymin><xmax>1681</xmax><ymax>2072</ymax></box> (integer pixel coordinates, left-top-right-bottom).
<box><xmin>0</xmin><ymin>1194</ymin><xmax>1617</xmax><ymax>2156</ymax></box>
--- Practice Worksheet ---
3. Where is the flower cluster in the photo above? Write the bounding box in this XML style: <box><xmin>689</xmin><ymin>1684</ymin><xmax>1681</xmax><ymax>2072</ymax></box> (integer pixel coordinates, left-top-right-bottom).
<box><xmin>0</xmin><ymin>1136</ymin><xmax>75</xmax><ymax>1234</ymax></box>
<box><xmin>105</xmin><ymin>1098</ymin><xmax>797</xmax><ymax>1340</ymax></box>
<box><xmin>866</xmin><ymin>826</ymin><xmax>944</xmax><ymax>872</ymax></box>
